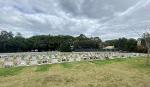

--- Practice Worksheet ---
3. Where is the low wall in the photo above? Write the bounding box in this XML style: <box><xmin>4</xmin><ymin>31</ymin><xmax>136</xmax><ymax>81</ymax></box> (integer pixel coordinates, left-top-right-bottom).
<box><xmin>0</xmin><ymin>52</ymin><xmax>146</xmax><ymax>68</ymax></box>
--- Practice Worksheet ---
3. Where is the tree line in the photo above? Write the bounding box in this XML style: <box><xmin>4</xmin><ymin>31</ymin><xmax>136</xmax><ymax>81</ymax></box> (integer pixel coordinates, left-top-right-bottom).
<box><xmin>0</xmin><ymin>31</ymin><xmax>102</xmax><ymax>52</ymax></box>
<box><xmin>0</xmin><ymin>31</ymin><xmax>147</xmax><ymax>53</ymax></box>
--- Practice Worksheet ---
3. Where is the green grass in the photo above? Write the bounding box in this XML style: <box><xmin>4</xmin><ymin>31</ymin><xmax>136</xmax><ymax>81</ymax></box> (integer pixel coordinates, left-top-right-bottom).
<box><xmin>0</xmin><ymin>57</ymin><xmax>150</xmax><ymax>87</ymax></box>
<box><xmin>61</xmin><ymin>62</ymin><xmax>73</xmax><ymax>68</ymax></box>
<box><xmin>0</xmin><ymin>67</ymin><xmax>24</xmax><ymax>77</ymax></box>
<box><xmin>35</xmin><ymin>64</ymin><xmax>52</xmax><ymax>72</ymax></box>
<box><xmin>0</xmin><ymin>58</ymin><xmax>147</xmax><ymax>76</ymax></box>
<box><xmin>127</xmin><ymin>57</ymin><xmax>150</xmax><ymax>69</ymax></box>
<box><xmin>90</xmin><ymin>58</ymin><xmax>127</xmax><ymax>65</ymax></box>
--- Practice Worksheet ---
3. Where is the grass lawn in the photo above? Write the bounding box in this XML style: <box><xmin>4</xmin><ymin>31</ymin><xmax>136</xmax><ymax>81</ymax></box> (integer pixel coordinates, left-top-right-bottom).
<box><xmin>0</xmin><ymin>57</ymin><xmax>150</xmax><ymax>87</ymax></box>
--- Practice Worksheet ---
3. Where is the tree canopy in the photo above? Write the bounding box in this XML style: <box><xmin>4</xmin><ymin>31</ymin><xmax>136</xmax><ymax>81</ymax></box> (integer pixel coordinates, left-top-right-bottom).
<box><xmin>0</xmin><ymin>31</ymin><xmax>147</xmax><ymax>53</ymax></box>
<box><xmin>0</xmin><ymin>31</ymin><xmax>102</xmax><ymax>52</ymax></box>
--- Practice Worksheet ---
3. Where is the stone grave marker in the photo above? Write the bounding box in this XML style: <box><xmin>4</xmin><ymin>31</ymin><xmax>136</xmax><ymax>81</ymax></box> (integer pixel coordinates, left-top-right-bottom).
<box><xmin>4</xmin><ymin>56</ymin><xmax>14</xmax><ymax>68</ymax></box>
<box><xmin>30</xmin><ymin>55</ymin><xmax>38</xmax><ymax>65</ymax></box>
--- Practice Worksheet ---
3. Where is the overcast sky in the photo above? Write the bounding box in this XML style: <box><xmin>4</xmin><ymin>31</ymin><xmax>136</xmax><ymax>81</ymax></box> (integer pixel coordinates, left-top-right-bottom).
<box><xmin>0</xmin><ymin>0</ymin><xmax>150</xmax><ymax>40</ymax></box>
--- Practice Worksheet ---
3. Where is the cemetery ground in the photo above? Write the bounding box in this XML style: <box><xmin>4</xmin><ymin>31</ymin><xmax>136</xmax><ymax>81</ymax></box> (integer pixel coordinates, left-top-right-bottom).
<box><xmin>0</xmin><ymin>57</ymin><xmax>150</xmax><ymax>87</ymax></box>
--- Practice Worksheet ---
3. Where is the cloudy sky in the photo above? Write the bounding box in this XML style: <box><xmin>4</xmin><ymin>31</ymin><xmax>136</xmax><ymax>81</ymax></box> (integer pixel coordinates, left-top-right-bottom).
<box><xmin>0</xmin><ymin>0</ymin><xmax>150</xmax><ymax>40</ymax></box>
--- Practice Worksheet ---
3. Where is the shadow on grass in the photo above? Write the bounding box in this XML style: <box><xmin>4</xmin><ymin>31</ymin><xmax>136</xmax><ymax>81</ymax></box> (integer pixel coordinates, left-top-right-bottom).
<box><xmin>0</xmin><ymin>67</ymin><xmax>24</xmax><ymax>77</ymax></box>
<box><xmin>35</xmin><ymin>64</ymin><xmax>52</xmax><ymax>72</ymax></box>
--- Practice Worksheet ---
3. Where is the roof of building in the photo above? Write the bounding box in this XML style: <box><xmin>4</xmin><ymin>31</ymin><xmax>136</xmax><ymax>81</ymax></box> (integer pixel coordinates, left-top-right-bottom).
<box><xmin>103</xmin><ymin>46</ymin><xmax>115</xmax><ymax>50</ymax></box>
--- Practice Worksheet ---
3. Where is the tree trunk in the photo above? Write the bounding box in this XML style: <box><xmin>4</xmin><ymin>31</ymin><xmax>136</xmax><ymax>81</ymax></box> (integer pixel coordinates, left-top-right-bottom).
<box><xmin>146</xmin><ymin>48</ymin><xmax>150</xmax><ymax>65</ymax></box>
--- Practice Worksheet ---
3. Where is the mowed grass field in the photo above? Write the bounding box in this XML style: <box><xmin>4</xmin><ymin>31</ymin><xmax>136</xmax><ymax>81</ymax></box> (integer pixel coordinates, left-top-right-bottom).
<box><xmin>0</xmin><ymin>58</ymin><xmax>150</xmax><ymax>87</ymax></box>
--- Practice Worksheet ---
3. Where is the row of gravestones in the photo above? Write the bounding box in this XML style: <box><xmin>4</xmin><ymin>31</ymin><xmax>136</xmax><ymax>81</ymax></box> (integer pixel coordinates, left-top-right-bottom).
<box><xmin>0</xmin><ymin>52</ymin><xmax>146</xmax><ymax>68</ymax></box>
